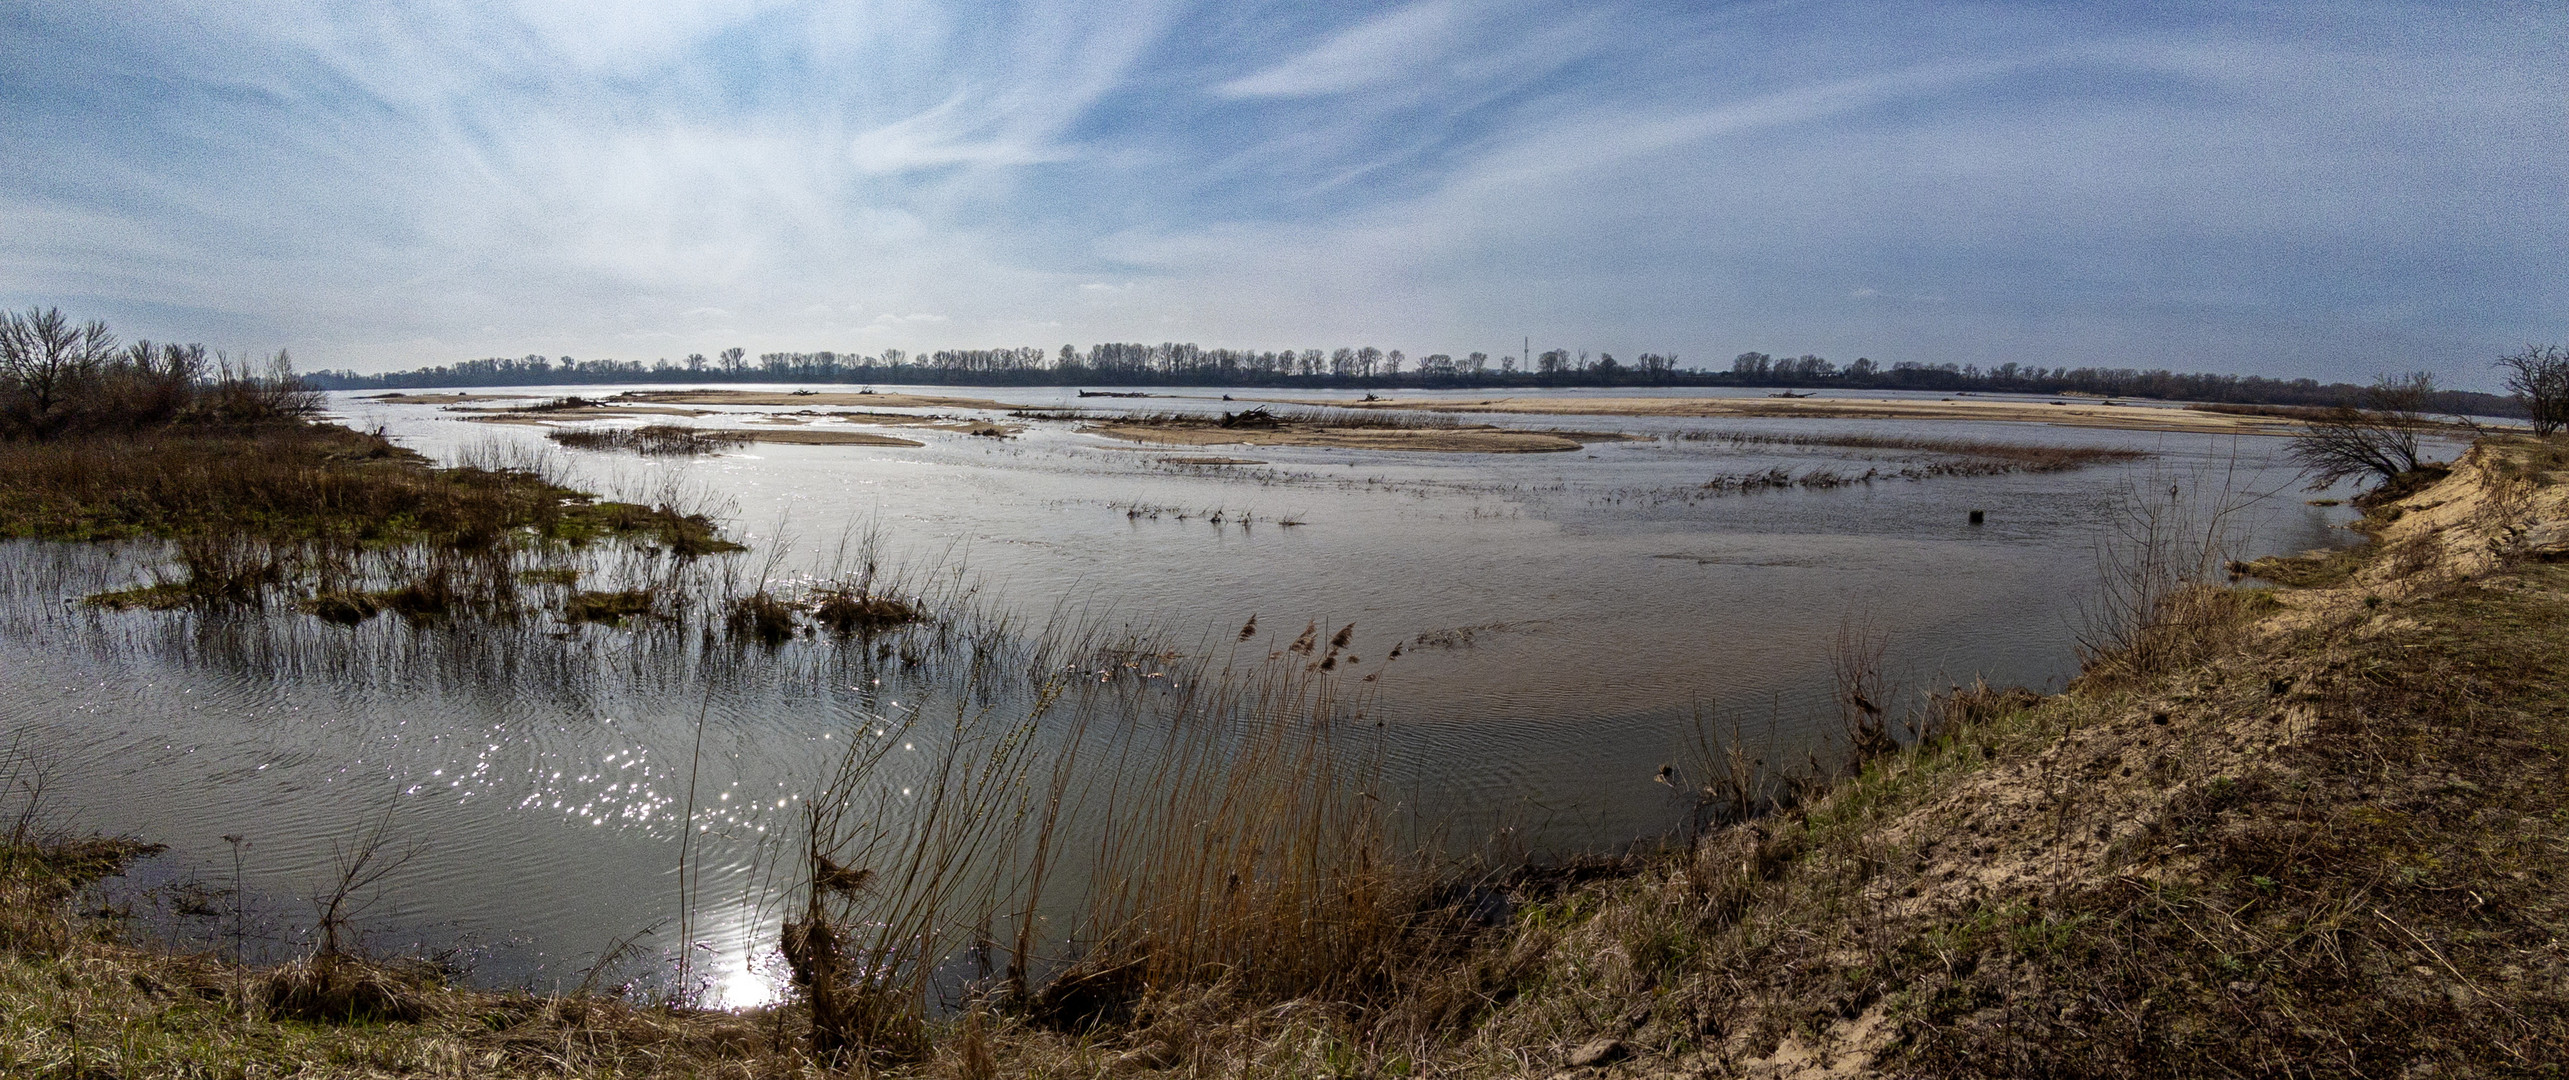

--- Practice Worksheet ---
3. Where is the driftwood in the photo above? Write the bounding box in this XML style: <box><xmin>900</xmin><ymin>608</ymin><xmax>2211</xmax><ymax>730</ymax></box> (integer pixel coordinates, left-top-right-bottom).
<box><xmin>1217</xmin><ymin>407</ymin><xmax>1282</xmax><ymax>429</ymax></box>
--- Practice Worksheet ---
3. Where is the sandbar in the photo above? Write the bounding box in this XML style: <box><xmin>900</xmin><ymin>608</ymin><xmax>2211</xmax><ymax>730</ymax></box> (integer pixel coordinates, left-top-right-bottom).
<box><xmin>365</xmin><ymin>392</ymin><xmax>533</xmax><ymax>404</ymax></box>
<box><xmin>614</xmin><ymin>389</ymin><xmax>1008</xmax><ymax>410</ymax></box>
<box><xmin>1082</xmin><ymin>419</ymin><xmax>1614</xmax><ymax>453</ymax></box>
<box><xmin>720</xmin><ymin>429</ymin><xmax>923</xmax><ymax>447</ymax></box>
<box><xmin>459</xmin><ymin>406</ymin><xmax>708</xmax><ymax>425</ymax></box>
<box><xmin>1264</xmin><ymin>395</ymin><xmax>2308</xmax><ymax>435</ymax></box>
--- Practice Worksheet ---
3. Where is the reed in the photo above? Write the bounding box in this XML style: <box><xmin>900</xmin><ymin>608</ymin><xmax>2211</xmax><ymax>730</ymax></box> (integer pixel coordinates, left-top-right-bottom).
<box><xmin>1015</xmin><ymin>406</ymin><xmax>1462</xmax><ymax>431</ymax></box>
<box><xmin>1679</xmin><ymin>429</ymin><xmax>2147</xmax><ymax>472</ymax></box>
<box><xmin>547</xmin><ymin>425</ymin><xmax>752</xmax><ymax>456</ymax></box>
<box><xmin>757</xmin><ymin>605</ymin><xmax>1475</xmax><ymax>1068</ymax></box>
<box><xmin>2074</xmin><ymin>457</ymin><xmax>2278</xmax><ymax>685</ymax></box>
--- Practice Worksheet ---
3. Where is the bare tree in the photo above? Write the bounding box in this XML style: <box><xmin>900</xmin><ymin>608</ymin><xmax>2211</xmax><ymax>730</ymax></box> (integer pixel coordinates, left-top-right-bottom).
<box><xmin>2289</xmin><ymin>371</ymin><xmax>2436</xmax><ymax>489</ymax></box>
<box><xmin>2496</xmin><ymin>344</ymin><xmax>2569</xmax><ymax>437</ymax></box>
<box><xmin>0</xmin><ymin>306</ymin><xmax>118</xmax><ymax>435</ymax></box>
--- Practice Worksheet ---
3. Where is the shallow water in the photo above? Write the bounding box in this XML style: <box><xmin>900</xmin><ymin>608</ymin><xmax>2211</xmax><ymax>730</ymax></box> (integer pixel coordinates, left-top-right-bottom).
<box><xmin>0</xmin><ymin>383</ymin><xmax>2380</xmax><ymax>1006</ymax></box>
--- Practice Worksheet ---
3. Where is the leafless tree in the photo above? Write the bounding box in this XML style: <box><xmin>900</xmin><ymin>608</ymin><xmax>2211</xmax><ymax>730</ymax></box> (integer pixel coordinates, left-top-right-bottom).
<box><xmin>2289</xmin><ymin>371</ymin><xmax>2436</xmax><ymax>489</ymax></box>
<box><xmin>0</xmin><ymin>306</ymin><xmax>118</xmax><ymax>435</ymax></box>
<box><xmin>2496</xmin><ymin>344</ymin><xmax>2569</xmax><ymax>437</ymax></box>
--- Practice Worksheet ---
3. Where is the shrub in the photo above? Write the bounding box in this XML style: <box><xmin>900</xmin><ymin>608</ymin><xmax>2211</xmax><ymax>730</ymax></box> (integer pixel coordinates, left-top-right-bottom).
<box><xmin>2496</xmin><ymin>344</ymin><xmax>2569</xmax><ymax>437</ymax></box>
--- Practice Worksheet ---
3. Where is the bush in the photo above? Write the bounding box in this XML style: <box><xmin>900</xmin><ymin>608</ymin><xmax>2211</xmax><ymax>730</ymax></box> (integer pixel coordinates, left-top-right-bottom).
<box><xmin>0</xmin><ymin>306</ymin><xmax>317</xmax><ymax>440</ymax></box>
<box><xmin>2288</xmin><ymin>371</ymin><xmax>2435</xmax><ymax>489</ymax></box>
<box><xmin>2496</xmin><ymin>344</ymin><xmax>2569</xmax><ymax>437</ymax></box>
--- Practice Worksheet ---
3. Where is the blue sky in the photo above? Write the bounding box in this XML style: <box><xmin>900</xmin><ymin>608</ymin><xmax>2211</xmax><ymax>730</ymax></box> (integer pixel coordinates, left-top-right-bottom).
<box><xmin>2</xmin><ymin>1</ymin><xmax>2562</xmax><ymax>385</ymax></box>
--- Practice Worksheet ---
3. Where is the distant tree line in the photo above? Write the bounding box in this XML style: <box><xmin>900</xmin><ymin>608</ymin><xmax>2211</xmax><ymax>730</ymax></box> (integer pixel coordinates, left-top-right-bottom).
<box><xmin>303</xmin><ymin>343</ymin><xmax>2529</xmax><ymax>418</ymax></box>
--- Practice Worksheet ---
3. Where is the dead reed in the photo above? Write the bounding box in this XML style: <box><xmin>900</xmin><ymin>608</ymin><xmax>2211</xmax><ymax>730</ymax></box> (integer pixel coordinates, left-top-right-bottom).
<box><xmin>2075</xmin><ymin>457</ymin><xmax>2279</xmax><ymax>685</ymax></box>
<box><xmin>761</xmin><ymin>609</ymin><xmax>1478</xmax><ymax>1070</ymax></box>
<box><xmin>1017</xmin><ymin>406</ymin><xmax>1463</xmax><ymax>431</ymax></box>
<box><xmin>547</xmin><ymin>424</ymin><xmax>752</xmax><ymax>456</ymax></box>
<box><xmin>1681</xmin><ymin>430</ymin><xmax>2146</xmax><ymax>478</ymax></box>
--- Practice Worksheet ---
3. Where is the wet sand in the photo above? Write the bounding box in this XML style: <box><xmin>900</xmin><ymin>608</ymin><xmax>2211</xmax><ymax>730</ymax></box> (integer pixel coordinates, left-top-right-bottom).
<box><xmin>722</xmin><ymin>429</ymin><xmax>923</xmax><ymax>447</ymax></box>
<box><xmin>1083</xmin><ymin>419</ymin><xmax>1615</xmax><ymax>453</ymax></box>
<box><xmin>366</xmin><ymin>392</ymin><xmax>535</xmax><ymax>405</ymax></box>
<box><xmin>1265</xmin><ymin>395</ymin><xmax>2309</xmax><ymax>435</ymax></box>
<box><xmin>616</xmin><ymin>389</ymin><xmax>1007</xmax><ymax>410</ymax></box>
<box><xmin>459</xmin><ymin>406</ymin><xmax>708</xmax><ymax>424</ymax></box>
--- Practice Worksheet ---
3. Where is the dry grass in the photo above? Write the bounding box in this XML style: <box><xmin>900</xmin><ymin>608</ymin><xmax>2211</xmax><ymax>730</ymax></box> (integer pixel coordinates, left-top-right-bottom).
<box><xmin>1680</xmin><ymin>431</ymin><xmax>2150</xmax><ymax>496</ymax></box>
<box><xmin>0</xmin><ymin>423</ymin><xmax>732</xmax><ymax>556</ymax></box>
<box><xmin>549</xmin><ymin>424</ymin><xmax>755</xmax><ymax>456</ymax></box>
<box><xmin>0</xmin><ymin>421</ymin><xmax>744</xmax><ymax>630</ymax></box>
<box><xmin>1682</xmin><ymin>430</ymin><xmax>2149</xmax><ymax>471</ymax></box>
<box><xmin>765</xmin><ymin>631</ymin><xmax>1467</xmax><ymax>1073</ymax></box>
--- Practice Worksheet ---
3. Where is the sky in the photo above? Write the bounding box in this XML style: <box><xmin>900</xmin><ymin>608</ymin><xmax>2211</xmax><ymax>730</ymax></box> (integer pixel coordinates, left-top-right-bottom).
<box><xmin>2</xmin><ymin>0</ymin><xmax>2563</xmax><ymax>386</ymax></box>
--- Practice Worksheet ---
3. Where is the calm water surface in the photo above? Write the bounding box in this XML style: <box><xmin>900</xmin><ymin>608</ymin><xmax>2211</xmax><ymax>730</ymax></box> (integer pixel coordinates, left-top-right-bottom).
<box><xmin>0</xmin><ymin>383</ymin><xmax>2375</xmax><ymax>1005</ymax></box>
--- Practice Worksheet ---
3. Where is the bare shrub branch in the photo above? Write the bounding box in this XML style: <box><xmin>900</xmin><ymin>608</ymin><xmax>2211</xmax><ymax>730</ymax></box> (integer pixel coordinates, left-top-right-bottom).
<box><xmin>2288</xmin><ymin>371</ymin><xmax>2436</xmax><ymax>489</ymax></box>
<box><xmin>2496</xmin><ymin>344</ymin><xmax>2569</xmax><ymax>437</ymax></box>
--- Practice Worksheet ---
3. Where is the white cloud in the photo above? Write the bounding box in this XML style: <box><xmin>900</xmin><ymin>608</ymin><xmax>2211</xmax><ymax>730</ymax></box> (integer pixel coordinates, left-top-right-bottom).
<box><xmin>2</xmin><ymin>1</ymin><xmax>2563</xmax><ymax>382</ymax></box>
<box><xmin>1216</xmin><ymin>0</ymin><xmax>1464</xmax><ymax>99</ymax></box>
<box><xmin>848</xmin><ymin>99</ymin><xmax>1070</xmax><ymax>175</ymax></box>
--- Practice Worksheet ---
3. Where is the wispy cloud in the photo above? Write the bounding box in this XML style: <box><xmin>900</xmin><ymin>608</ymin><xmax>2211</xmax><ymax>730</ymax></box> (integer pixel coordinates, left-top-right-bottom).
<box><xmin>1215</xmin><ymin>0</ymin><xmax>1466</xmax><ymax>99</ymax></box>
<box><xmin>0</xmin><ymin>1</ymin><xmax>2561</xmax><ymax>384</ymax></box>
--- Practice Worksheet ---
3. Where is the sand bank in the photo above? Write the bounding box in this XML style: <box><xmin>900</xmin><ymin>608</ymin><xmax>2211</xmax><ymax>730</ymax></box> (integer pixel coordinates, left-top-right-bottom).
<box><xmin>1083</xmin><ymin>418</ymin><xmax>1615</xmax><ymax>453</ymax></box>
<box><xmin>1266</xmin><ymin>394</ymin><xmax>2309</xmax><ymax>435</ymax></box>
<box><xmin>614</xmin><ymin>389</ymin><xmax>1007</xmax><ymax>410</ymax></box>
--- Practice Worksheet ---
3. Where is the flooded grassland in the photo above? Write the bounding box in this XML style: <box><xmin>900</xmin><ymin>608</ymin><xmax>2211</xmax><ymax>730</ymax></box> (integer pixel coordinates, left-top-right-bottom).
<box><xmin>0</xmin><ymin>384</ymin><xmax>2375</xmax><ymax>1005</ymax></box>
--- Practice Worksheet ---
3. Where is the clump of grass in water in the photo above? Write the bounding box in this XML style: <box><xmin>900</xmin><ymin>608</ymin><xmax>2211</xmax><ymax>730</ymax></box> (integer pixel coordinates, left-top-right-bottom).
<box><xmin>1017</xmin><ymin>406</ymin><xmax>1463</xmax><ymax>431</ymax></box>
<box><xmin>564</xmin><ymin>589</ymin><xmax>658</xmax><ymax>626</ymax></box>
<box><xmin>725</xmin><ymin>590</ymin><xmax>802</xmax><ymax>645</ymax></box>
<box><xmin>1677</xmin><ymin>429</ymin><xmax>2148</xmax><ymax>472</ymax></box>
<box><xmin>547</xmin><ymin>425</ymin><xmax>752</xmax><ymax>456</ymax></box>
<box><xmin>85</xmin><ymin>533</ymin><xmax>288</xmax><ymax>610</ymax></box>
<box><xmin>808</xmin><ymin>589</ymin><xmax>922</xmax><ymax>635</ymax></box>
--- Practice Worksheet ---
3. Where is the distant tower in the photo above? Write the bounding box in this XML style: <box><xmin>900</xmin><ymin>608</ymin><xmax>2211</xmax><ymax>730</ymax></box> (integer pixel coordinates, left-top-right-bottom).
<box><xmin>1523</xmin><ymin>336</ymin><xmax>1530</xmax><ymax>372</ymax></box>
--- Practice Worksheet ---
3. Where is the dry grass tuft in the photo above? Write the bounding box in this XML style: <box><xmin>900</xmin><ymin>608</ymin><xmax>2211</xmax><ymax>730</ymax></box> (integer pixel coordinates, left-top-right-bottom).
<box><xmin>564</xmin><ymin>589</ymin><xmax>659</xmax><ymax>625</ymax></box>
<box><xmin>548</xmin><ymin>424</ymin><xmax>754</xmax><ymax>456</ymax></box>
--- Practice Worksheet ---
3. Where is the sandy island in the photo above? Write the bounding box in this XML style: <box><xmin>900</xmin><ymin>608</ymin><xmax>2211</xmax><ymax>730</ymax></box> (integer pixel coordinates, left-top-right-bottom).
<box><xmin>1081</xmin><ymin>417</ymin><xmax>1619</xmax><ymax>453</ymax></box>
<box><xmin>365</xmin><ymin>392</ymin><xmax>535</xmax><ymax>405</ymax></box>
<box><xmin>436</xmin><ymin>391</ymin><xmax>1022</xmax><ymax>439</ymax></box>
<box><xmin>1260</xmin><ymin>394</ymin><xmax>2311</xmax><ymax>435</ymax></box>
<box><xmin>615</xmin><ymin>389</ymin><xmax>1008</xmax><ymax>410</ymax></box>
<box><xmin>458</xmin><ymin>406</ymin><xmax>709</xmax><ymax>424</ymax></box>
<box><xmin>721</xmin><ymin>429</ymin><xmax>922</xmax><ymax>447</ymax></box>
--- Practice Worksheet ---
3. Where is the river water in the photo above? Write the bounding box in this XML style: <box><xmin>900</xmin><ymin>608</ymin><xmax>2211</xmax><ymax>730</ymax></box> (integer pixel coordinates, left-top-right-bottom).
<box><xmin>0</xmin><ymin>384</ymin><xmax>2376</xmax><ymax>1006</ymax></box>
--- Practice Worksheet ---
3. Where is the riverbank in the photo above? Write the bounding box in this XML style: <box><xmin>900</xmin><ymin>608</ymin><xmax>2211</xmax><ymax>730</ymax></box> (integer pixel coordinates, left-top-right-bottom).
<box><xmin>5</xmin><ymin>436</ymin><xmax>2561</xmax><ymax>1076</ymax></box>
